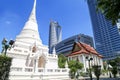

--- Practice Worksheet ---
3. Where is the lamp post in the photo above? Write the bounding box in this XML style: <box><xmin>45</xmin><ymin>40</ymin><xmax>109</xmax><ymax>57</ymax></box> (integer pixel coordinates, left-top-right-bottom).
<box><xmin>93</xmin><ymin>65</ymin><xmax>101</xmax><ymax>80</ymax></box>
<box><xmin>86</xmin><ymin>56</ymin><xmax>93</xmax><ymax>80</ymax></box>
<box><xmin>97</xmin><ymin>65</ymin><xmax>101</xmax><ymax>80</ymax></box>
<box><xmin>1</xmin><ymin>38</ymin><xmax>14</xmax><ymax>56</ymax></box>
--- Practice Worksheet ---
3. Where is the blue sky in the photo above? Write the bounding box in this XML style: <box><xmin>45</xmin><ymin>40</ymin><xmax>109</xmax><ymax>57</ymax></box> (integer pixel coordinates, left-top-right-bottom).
<box><xmin>0</xmin><ymin>0</ymin><xmax>93</xmax><ymax>51</ymax></box>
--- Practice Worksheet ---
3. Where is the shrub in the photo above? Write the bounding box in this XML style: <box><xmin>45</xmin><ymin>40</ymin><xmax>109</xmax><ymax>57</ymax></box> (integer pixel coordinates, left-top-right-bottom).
<box><xmin>0</xmin><ymin>55</ymin><xmax>12</xmax><ymax>80</ymax></box>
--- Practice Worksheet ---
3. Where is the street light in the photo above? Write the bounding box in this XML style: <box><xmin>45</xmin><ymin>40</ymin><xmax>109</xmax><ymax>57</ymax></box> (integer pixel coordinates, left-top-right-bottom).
<box><xmin>93</xmin><ymin>65</ymin><xmax>101</xmax><ymax>80</ymax></box>
<box><xmin>1</xmin><ymin>38</ymin><xmax>14</xmax><ymax>55</ymax></box>
<box><xmin>86</xmin><ymin>56</ymin><xmax>93</xmax><ymax>80</ymax></box>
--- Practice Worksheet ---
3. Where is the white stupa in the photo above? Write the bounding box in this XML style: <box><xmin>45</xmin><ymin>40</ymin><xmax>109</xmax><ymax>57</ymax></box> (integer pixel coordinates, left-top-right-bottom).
<box><xmin>7</xmin><ymin>0</ymin><xmax>69</xmax><ymax>80</ymax></box>
<box><xmin>16</xmin><ymin>0</ymin><xmax>42</xmax><ymax>46</ymax></box>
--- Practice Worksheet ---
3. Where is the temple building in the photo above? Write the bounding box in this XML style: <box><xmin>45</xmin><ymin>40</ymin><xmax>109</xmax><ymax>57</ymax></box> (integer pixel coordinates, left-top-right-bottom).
<box><xmin>3</xmin><ymin>0</ymin><xmax>104</xmax><ymax>79</ymax></box>
<box><xmin>6</xmin><ymin>0</ymin><xmax>69</xmax><ymax>80</ymax></box>
<box><xmin>68</xmin><ymin>42</ymin><xmax>103</xmax><ymax>72</ymax></box>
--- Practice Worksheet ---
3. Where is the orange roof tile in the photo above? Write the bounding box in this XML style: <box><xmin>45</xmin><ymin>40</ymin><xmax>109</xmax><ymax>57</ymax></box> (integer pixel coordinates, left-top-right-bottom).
<box><xmin>68</xmin><ymin>42</ymin><xmax>103</xmax><ymax>58</ymax></box>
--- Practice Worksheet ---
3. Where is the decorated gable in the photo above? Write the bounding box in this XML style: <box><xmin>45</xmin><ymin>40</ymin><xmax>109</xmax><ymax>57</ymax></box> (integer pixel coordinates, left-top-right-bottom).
<box><xmin>72</xmin><ymin>43</ymin><xmax>81</xmax><ymax>52</ymax></box>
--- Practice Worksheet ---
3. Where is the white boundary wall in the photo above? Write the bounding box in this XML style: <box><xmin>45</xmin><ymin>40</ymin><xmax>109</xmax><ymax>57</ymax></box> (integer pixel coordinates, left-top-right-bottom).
<box><xmin>9</xmin><ymin>67</ymin><xmax>70</xmax><ymax>80</ymax></box>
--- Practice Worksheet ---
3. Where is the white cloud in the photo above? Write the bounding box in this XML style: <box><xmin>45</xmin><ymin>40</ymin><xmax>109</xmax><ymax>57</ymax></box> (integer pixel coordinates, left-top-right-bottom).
<box><xmin>5</xmin><ymin>21</ymin><xmax>11</xmax><ymax>24</ymax></box>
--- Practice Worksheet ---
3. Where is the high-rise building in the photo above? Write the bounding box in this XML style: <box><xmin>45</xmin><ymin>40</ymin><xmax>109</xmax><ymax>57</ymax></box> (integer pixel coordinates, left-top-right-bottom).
<box><xmin>49</xmin><ymin>21</ymin><xmax>62</xmax><ymax>54</ymax></box>
<box><xmin>56</xmin><ymin>34</ymin><xmax>94</xmax><ymax>56</ymax></box>
<box><xmin>87</xmin><ymin>0</ymin><xmax>120</xmax><ymax>59</ymax></box>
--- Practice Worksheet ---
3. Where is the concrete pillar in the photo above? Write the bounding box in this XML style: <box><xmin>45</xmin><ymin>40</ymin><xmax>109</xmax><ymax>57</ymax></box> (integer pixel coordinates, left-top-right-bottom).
<box><xmin>82</xmin><ymin>54</ymin><xmax>86</xmax><ymax>72</ymax></box>
<box><xmin>35</xmin><ymin>59</ymin><xmax>38</xmax><ymax>72</ymax></box>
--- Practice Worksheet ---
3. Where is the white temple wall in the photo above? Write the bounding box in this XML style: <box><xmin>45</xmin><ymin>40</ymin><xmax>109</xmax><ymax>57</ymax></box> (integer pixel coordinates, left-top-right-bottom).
<box><xmin>45</xmin><ymin>55</ymin><xmax>58</xmax><ymax>69</ymax></box>
<box><xmin>68</xmin><ymin>53</ymin><xmax>103</xmax><ymax>72</ymax></box>
<box><xmin>11</xmin><ymin>58</ymin><xmax>26</xmax><ymax>67</ymax></box>
<box><xmin>9</xmin><ymin>67</ymin><xmax>70</xmax><ymax>80</ymax></box>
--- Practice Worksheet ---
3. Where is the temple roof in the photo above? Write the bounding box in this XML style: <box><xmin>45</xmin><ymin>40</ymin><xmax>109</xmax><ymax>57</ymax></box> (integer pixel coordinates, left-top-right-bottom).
<box><xmin>68</xmin><ymin>42</ymin><xmax>103</xmax><ymax>58</ymax></box>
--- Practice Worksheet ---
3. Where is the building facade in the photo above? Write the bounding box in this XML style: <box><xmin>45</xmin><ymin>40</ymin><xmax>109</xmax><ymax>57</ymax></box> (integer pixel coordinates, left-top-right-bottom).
<box><xmin>49</xmin><ymin>21</ymin><xmax>62</xmax><ymax>54</ymax></box>
<box><xmin>87</xmin><ymin>0</ymin><xmax>120</xmax><ymax>60</ymax></box>
<box><xmin>68</xmin><ymin>42</ymin><xmax>103</xmax><ymax>72</ymax></box>
<box><xmin>56</xmin><ymin>34</ymin><xmax>94</xmax><ymax>55</ymax></box>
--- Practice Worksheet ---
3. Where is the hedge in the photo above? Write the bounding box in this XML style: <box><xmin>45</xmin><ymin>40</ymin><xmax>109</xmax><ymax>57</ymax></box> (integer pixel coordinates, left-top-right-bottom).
<box><xmin>0</xmin><ymin>55</ymin><xmax>12</xmax><ymax>80</ymax></box>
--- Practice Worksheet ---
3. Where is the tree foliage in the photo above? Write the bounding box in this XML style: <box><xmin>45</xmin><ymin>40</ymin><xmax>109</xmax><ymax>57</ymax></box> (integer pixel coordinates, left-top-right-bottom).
<box><xmin>58</xmin><ymin>54</ymin><xmax>83</xmax><ymax>79</ymax></box>
<box><xmin>68</xmin><ymin>60</ymin><xmax>83</xmax><ymax>79</ymax></box>
<box><xmin>115</xmin><ymin>56</ymin><xmax>120</xmax><ymax>66</ymax></box>
<box><xmin>0</xmin><ymin>55</ymin><xmax>12</xmax><ymax>80</ymax></box>
<box><xmin>108</xmin><ymin>57</ymin><xmax>120</xmax><ymax>78</ymax></box>
<box><xmin>58</xmin><ymin>54</ymin><xmax>67</xmax><ymax>68</ymax></box>
<box><xmin>97</xmin><ymin>0</ymin><xmax>120</xmax><ymax>25</ymax></box>
<box><xmin>101</xmin><ymin>61</ymin><xmax>109</xmax><ymax>75</ymax></box>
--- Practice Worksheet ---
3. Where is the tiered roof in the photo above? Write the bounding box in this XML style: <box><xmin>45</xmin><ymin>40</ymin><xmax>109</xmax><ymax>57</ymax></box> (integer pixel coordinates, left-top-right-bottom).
<box><xmin>68</xmin><ymin>42</ymin><xmax>103</xmax><ymax>58</ymax></box>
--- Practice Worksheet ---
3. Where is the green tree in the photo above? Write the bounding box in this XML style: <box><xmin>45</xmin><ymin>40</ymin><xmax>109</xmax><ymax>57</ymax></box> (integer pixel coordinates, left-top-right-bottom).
<box><xmin>0</xmin><ymin>55</ymin><xmax>12</xmax><ymax>80</ymax></box>
<box><xmin>101</xmin><ymin>61</ymin><xmax>109</xmax><ymax>74</ymax></box>
<box><xmin>58</xmin><ymin>54</ymin><xmax>67</xmax><ymax>68</ymax></box>
<box><xmin>114</xmin><ymin>56</ymin><xmax>120</xmax><ymax>77</ymax></box>
<box><xmin>111</xmin><ymin>67</ymin><xmax>117</xmax><ymax>78</ymax></box>
<box><xmin>97</xmin><ymin>0</ymin><xmax>120</xmax><ymax>25</ymax></box>
<box><xmin>115</xmin><ymin>56</ymin><xmax>120</xmax><ymax>66</ymax></box>
<box><xmin>109</xmin><ymin>60</ymin><xmax>118</xmax><ymax>78</ymax></box>
<box><xmin>68</xmin><ymin>60</ymin><xmax>83</xmax><ymax>79</ymax></box>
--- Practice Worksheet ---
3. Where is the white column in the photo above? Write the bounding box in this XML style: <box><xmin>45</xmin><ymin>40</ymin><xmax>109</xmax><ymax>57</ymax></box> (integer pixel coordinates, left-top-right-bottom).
<box><xmin>93</xmin><ymin>55</ymin><xmax>95</xmax><ymax>65</ymax></box>
<box><xmin>35</xmin><ymin>59</ymin><xmax>38</xmax><ymax>72</ymax></box>
<box><xmin>78</xmin><ymin>55</ymin><xmax>81</xmax><ymax>62</ymax></box>
<box><xmin>100</xmin><ymin>58</ymin><xmax>103</xmax><ymax>69</ymax></box>
<box><xmin>80</xmin><ymin>55</ymin><xmax>83</xmax><ymax>63</ymax></box>
<box><xmin>82</xmin><ymin>54</ymin><xmax>86</xmax><ymax>72</ymax></box>
<box><xmin>95</xmin><ymin>56</ymin><xmax>97</xmax><ymax>65</ymax></box>
<box><xmin>97</xmin><ymin>57</ymin><xmax>99</xmax><ymax>65</ymax></box>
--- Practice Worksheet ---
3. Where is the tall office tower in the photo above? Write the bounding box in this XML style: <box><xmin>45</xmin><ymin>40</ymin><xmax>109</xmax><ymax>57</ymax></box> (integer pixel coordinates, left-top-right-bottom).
<box><xmin>49</xmin><ymin>21</ymin><xmax>62</xmax><ymax>54</ymax></box>
<box><xmin>87</xmin><ymin>0</ymin><xmax>120</xmax><ymax>60</ymax></box>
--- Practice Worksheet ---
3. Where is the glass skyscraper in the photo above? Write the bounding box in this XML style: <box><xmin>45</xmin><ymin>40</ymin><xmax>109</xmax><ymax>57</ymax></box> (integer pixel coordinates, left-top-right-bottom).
<box><xmin>49</xmin><ymin>21</ymin><xmax>62</xmax><ymax>54</ymax></box>
<box><xmin>56</xmin><ymin>34</ymin><xmax>94</xmax><ymax>56</ymax></box>
<box><xmin>87</xmin><ymin>0</ymin><xmax>120</xmax><ymax>59</ymax></box>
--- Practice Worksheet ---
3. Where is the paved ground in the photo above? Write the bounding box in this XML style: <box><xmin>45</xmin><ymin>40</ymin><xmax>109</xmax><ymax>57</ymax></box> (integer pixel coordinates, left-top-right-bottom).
<box><xmin>93</xmin><ymin>78</ymin><xmax>120</xmax><ymax>80</ymax></box>
<box><xmin>68</xmin><ymin>76</ymin><xmax>120</xmax><ymax>80</ymax></box>
<box><xmin>79</xmin><ymin>78</ymin><xmax>120</xmax><ymax>80</ymax></box>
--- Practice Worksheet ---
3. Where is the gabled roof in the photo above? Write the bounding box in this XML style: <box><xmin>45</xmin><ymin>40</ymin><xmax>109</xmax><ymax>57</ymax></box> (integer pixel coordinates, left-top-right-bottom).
<box><xmin>68</xmin><ymin>42</ymin><xmax>103</xmax><ymax>58</ymax></box>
